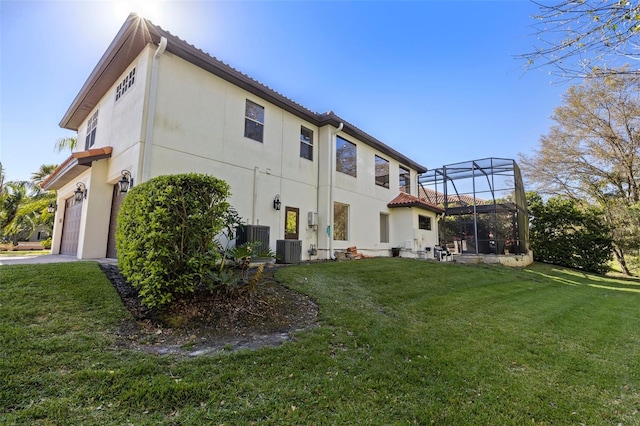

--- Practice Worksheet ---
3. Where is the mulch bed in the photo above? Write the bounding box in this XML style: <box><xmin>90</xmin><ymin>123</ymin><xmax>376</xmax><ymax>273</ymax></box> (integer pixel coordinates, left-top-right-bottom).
<box><xmin>99</xmin><ymin>263</ymin><xmax>319</xmax><ymax>356</ymax></box>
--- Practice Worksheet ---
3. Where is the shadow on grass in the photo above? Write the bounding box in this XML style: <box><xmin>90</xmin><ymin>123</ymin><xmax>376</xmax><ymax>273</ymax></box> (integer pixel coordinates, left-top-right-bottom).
<box><xmin>525</xmin><ymin>263</ymin><xmax>640</xmax><ymax>293</ymax></box>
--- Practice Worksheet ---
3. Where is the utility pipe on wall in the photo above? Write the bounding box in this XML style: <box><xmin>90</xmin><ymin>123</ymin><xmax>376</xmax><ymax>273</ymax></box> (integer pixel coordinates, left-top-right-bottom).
<box><xmin>329</xmin><ymin>122</ymin><xmax>343</xmax><ymax>260</ymax></box>
<box><xmin>141</xmin><ymin>36</ymin><xmax>167</xmax><ymax>183</ymax></box>
<box><xmin>252</xmin><ymin>166</ymin><xmax>259</xmax><ymax>225</ymax></box>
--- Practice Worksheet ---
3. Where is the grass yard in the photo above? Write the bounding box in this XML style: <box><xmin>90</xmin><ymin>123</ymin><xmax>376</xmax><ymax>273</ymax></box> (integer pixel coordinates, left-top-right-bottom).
<box><xmin>1</xmin><ymin>259</ymin><xmax>640</xmax><ymax>424</ymax></box>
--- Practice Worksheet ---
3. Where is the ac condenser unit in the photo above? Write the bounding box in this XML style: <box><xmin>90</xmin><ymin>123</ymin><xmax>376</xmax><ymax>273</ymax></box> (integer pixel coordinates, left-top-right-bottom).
<box><xmin>276</xmin><ymin>239</ymin><xmax>302</xmax><ymax>264</ymax></box>
<box><xmin>236</xmin><ymin>225</ymin><xmax>270</xmax><ymax>251</ymax></box>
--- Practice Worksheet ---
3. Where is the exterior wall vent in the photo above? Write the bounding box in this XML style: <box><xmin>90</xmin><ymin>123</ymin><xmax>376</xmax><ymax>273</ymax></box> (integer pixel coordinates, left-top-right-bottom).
<box><xmin>276</xmin><ymin>239</ymin><xmax>302</xmax><ymax>263</ymax></box>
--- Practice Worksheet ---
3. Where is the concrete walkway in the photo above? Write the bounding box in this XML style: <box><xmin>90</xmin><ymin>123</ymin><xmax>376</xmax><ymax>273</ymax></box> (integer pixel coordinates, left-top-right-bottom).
<box><xmin>0</xmin><ymin>254</ymin><xmax>117</xmax><ymax>265</ymax></box>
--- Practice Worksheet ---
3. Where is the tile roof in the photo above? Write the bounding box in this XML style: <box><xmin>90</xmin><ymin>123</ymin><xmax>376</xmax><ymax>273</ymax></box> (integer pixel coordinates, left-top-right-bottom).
<box><xmin>388</xmin><ymin>192</ymin><xmax>444</xmax><ymax>213</ymax></box>
<box><xmin>60</xmin><ymin>14</ymin><xmax>427</xmax><ymax>173</ymax></box>
<box><xmin>419</xmin><ymin>187</ymin><xmax>482</xmax><ymax>206</ymax></box>
<box><xmin>41</xmin><ymin>147</ymin><xmax>113</xmax><ymax>190</ymax></box>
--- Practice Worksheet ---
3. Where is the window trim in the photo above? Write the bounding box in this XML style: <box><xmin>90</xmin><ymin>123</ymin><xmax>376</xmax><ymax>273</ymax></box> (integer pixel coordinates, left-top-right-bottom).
<box><xmin>380</xmin><ymin>212</ymin><xmax>390</xmax><ymax>243</ymax></box>
<box><xmin>244</xmin><ymin>99</ymin><xmax>265</xmax><ymax>142</ymax></box>
<box><xmin>300</xmin><ymin>126</ymin><xmax>313</xmax><ymax>161</ymax></box>
<box><xmin>336</xmin><ymin>136</ymin><xmax>357</xmax><ymax>177</ymax></box>
<box><xmin>115</xmin><ymin>67</ymin><xmax>136</xmax><ymax>101</ymax></box>
<box><xmin>85</xmin><ymin>110</ymin><xmax>98</xmax><ymax>150</ymax></box>
<box><xmin>418</xmin><ymin>214</ymin><xmax>432</xmax><ymax>231</ymax></box>
<box><xmin>333</xmin><ymin>202</ymin><xmax>349</xmax><ymax>241</ymax></box>
<box><xmin>375</xmin><ymin>155</ymin><xmax>390</xmax><ymax>189</ymax></box>
<box><xmin>399</xmin><ymin>165</ymin><xmax>411</xmax><ymax>194</ymax></box>
<box><xmin>284</xmin><ymin>206</ymin><xmax>300</xmax><ymax>240</ymax></box>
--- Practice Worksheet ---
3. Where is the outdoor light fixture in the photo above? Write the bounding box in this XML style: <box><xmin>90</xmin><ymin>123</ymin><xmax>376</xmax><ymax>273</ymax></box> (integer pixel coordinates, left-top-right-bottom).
<box><xmin>273</xmin><ymin>194</ymin><xmax>281</xmax><ymax>211</ymax></box>
<box><xmin>118</xmin><ymin>170</ymin><xmax>133</xmax><ymax>194</ymax></box>
<box><xmin>74</xmin><ymin>182</ymin><xmax>87</xmax><ymax>202</ymax></box>
<box><xmin>47</xmin><ymin>202</ymin><xmax>57</xmax><ymax>214</ymax></box>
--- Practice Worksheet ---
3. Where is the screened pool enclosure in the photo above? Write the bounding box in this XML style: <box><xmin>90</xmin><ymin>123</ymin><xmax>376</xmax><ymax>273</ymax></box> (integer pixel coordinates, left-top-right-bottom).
<box><xmin>419</xmin><ymin>158</ymin><xmax>529</xmax><ymax>256</ymax></box>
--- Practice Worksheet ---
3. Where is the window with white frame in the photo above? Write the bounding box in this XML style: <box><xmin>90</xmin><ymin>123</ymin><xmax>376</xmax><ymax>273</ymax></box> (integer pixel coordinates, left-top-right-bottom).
<box><xmin>336</xmin><ymin>136</ymin><xmax>357</xmax><ymax>177</ymax></box>
<box><xmin>300</xmin><ymin>126</ymin><xmax>313</xmax><ymax>160</ymax></box>
<box><xmin>418</xmin><ymin>215</ymin><xmax>432</xmax><ymax>230</ymax></box>
<box><xmin>244</xmin><ymin>99</ymin><xmax>264</xmax><ymax>142</ymax></box>
<box><xmin>375</xmin><ymin>155</ymin><xmax>390</xmax><ymax>188</ymax></box>
<box><xmin>85</xmin><ymin>110</ymin><xmax>98</xmax><ymax>150</ymax></box>
<box><xmin>380</xmin><ymin>213</ymin><xmax>389</xmax><ymax>243</ymax></box>
<box><xmin>115</xmin><ymin>67</ymin><xmax>136</xmax><ymax>101</ymax></box>
<box><xmin>333</xmin><ymin>202</ymin><xmax>349</xmax><ymax>241</ymax></box>
<box><xmin>399</xmin><ymin>165</ymin><xmax>411</xmax><ymax>194</ymax></box>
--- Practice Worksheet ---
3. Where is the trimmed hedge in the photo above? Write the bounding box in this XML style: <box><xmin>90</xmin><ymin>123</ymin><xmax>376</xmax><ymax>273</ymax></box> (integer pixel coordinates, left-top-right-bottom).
<box><xmin>116</xmin><ymin>173</ymin><xmax>232</xmax><ymax>308</ymax></box>
<box><xmin>528</xmin><ymin>192</ymin><xmax>613</xmax><ymax>274</ymax></box>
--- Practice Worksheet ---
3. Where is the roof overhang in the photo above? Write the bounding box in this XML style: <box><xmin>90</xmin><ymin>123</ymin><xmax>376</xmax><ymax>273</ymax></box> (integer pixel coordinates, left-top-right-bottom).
<box><xmin>59</xmin><ymin>14</ymin><xmax>161</xmax><ymax>130</ymax></box>
<box><xmin>60</xmin><ymin>14</ymin><xmax>427</xmax><ymax>174</ymax></box>
<box><xmin>41</xmin><ymin>147</ymin><xmax>113</xmax><ymax>190</ymax></box>
<box><xmin>388</xmin><ymin>193</ymin><xmax>444</xmax><ymax>214</ymax></box>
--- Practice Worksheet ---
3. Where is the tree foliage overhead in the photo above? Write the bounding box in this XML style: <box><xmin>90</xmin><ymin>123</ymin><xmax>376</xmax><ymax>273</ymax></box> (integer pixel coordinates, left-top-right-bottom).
<box><xmin>520</xmin><ymin>72</ymin><xmax>640</xmax><ymax>274</ymax></box>
<box><xmin>527</xmin><ymin>192</ymin><xmax>613</xmax><ymax>274</ymax></box>
<box><xmin>521</xmin><ymin>72</ymin><xmax>640</xmax><ymax>202</ymax></box>
<box><xmin>522</xmin><ymin>0</ymin><xmax>640</xmax><ymax>79</ymax></box>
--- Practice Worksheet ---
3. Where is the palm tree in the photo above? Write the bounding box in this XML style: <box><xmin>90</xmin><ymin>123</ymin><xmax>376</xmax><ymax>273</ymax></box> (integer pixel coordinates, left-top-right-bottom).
<box><xmin>0</xmin><ymin>162</ymin><xmax>5</xmax><ymax>194</ymax></box>
<box><xmin>55</xmin><ymin>136</ymin><xmax>77</xmax><ymax>153</ymax></box>
<box><xmin>30</xmin><ymin>164</ymin><xmax>58</xmax><ymax>196</ymax></box>
<box><xmin>0</xmin><ymin>181</ymin><xmax>28</xmax><ymax>243</ymax></box>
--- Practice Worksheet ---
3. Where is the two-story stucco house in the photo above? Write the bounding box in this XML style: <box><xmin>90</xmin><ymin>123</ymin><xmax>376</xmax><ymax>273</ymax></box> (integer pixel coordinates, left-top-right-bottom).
<box><xmin>42</xmin><ymin>14</ymin><xmax>443</xmax><ymax>261</ymax></box>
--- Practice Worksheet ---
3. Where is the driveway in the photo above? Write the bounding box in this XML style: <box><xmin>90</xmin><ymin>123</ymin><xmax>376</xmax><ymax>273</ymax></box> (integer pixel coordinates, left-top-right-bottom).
<box><xmin>0</xmin><ymin>254</ymin><xmax>116</xmax><ymax>265</ymax></box>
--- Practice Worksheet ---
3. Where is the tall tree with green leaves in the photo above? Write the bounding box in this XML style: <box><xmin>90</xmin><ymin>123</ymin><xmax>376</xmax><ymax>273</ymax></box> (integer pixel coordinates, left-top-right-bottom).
<box><xmin>520</xmin><ymin>72</ymin><xmax>640</xmax><ymax>274</ymax></box>
<box><xmin>521</xmin><ymin>0</ymin><xmax>640</xmax><ymax>80</ymax></box>
<box><xmin>30</xmin><ymin>164</ymin><xmax>57</xmax><ymax>196</ymax></box>
<box><xmin>0</xmin><ymin>163</ymin><xmax>57</xmax><ymax>244</ymax></box>
<box><xmin>527</xmin><ymin>192</ymin><xmax>613</xmax><ymax>274</ymax></box>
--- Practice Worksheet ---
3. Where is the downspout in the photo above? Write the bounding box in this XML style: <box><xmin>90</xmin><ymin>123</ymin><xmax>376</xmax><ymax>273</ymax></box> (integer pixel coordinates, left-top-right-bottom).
<box><xmin>329</xmin><ymin>122</ymin><xmax>343</xmax><ymax>260</ymax></box>
<box><xmin>252</xmin><ymin>166</ymin><xmax>259</xmax><ymax>225</ymax></box>
<box><xmin>141</xmin><ymin>36</ymin><xmax>167</xmax><ymax>183</ymax></box>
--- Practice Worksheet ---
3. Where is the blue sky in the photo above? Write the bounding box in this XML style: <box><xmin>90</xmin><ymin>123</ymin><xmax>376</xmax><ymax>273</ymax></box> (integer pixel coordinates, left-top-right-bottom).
<box><xmin>1</xmin><ymin>0</ymin><xmax>567</xmax><ymax>184</ymax></box>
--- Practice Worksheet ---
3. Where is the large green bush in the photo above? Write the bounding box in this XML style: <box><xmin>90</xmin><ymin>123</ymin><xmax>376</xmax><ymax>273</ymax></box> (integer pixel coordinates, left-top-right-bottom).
<box><xmin>116</xmin><ymin>173</ymin><xmax>233</xmax><ymax>308</ymax></box>
<box><xmin>527</xmin><ymin>192</ymin><xmax>613</xmax><ymax>274</ymax></box>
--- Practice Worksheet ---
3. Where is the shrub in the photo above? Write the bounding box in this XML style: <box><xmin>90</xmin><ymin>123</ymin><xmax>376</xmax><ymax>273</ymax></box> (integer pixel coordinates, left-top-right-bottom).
<box><xmin>116</xmin><ymin>173</ymin><xmax>233</xmax><ymax>308</ymax></box>
<box><xmin>528</xmin><ymin>192</ymin><xmax>613</xmax><ymax>274</ymax></box>
<box><xmin>40</xmin><ymin>238</ymin><xmax>52</xmax><ymax>249</ymax></box>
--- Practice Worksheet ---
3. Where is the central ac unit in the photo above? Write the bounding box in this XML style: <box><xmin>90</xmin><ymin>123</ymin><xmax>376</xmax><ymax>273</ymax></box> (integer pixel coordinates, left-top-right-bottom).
<box><xmin>236</xmin><ymin>225</ymin><xmax>270</xmax><ymax>251</ymax></box>
<box><xmin>276</xmin><ymin>239</ymin><xmax>302</xmax><ymax>264</ymax></box>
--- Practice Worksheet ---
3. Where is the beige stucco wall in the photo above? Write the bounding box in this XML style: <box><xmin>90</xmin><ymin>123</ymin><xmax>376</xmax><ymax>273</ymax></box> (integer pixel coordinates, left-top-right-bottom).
<box><xmin>55</xmin><ymin>44</ymin><xmax>424</xmax><ymax>261</ymax></box>
<box><xmin>51</xmin><ymin>47</ymin><xmax>152</xmax><ymax>258</ymax></box>
<box><xmin>388</xmin><ymin>207</ymin><xmax>440</xmax><ymax>259</ymax></box>
<box><xmin>146</xmin><ymin>51</ymin><xmax>322</xmax><ymax>259</ymax></box>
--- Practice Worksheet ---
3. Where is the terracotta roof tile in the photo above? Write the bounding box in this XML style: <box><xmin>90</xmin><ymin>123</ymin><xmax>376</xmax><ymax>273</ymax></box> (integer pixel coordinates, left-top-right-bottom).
<box><xmin>388</xmin><ymin>192</ymin><xmax>444</xmax><ymax>213</ymax></box>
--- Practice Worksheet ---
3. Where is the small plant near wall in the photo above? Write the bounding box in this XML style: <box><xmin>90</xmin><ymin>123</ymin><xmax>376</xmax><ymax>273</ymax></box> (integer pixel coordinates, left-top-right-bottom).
<box><xmin>40</xmin><ymin>237</ymin><xmax>52</xmax><ymax>249</ymax></box>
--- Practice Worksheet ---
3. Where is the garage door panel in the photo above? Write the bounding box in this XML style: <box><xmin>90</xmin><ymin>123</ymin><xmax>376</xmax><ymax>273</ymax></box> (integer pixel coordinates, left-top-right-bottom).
<box><xmin>106</xmin><ymin>185</ymin><xmax>125</xmax><ymax>259</ymax></box>
<box><xmin>60</xmin><ymin>197</ymin><xmax>82</xmax><ymax>255</ymax></box>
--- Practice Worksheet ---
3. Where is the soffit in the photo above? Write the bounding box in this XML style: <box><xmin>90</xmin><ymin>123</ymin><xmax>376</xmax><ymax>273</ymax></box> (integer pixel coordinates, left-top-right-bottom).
<box><xmin>41</xmin><ymin>147</ymin><xmax>113</xmax><ymax>190</ymax></box>
<box><xmin>59</xmin><ymin>14</ymin><xmax>427</xmax><ymax>174</ymax></box>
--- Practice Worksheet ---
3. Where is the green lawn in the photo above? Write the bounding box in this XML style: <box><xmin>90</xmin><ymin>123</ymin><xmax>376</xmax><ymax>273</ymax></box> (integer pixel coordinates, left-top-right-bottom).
<box><xmin>1</xmin><ymin>259</ymin><xmax>640</xmax><ymax>424</ymax></box>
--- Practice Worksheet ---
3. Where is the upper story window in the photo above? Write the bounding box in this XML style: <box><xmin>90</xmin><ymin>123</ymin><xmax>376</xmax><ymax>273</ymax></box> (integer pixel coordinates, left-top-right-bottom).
<box><xmin>84</xmin><ymin>110</ymin><xmax>98</xmax><ymax>150</ymax></box>
<box><xmin>300</xmin><ymin>126</ymin><xmax>313</xmax><ymax>161</ymax></box>
<box><xmin>244</xmin><ymin>99</ymin><xmax>264</xmax><ymax>142</ymax></box>
<box><xmin>115</xmin><ymin>67</ymin><xmax>136</xmax><ymax>101</ymax></box>
<box><xmin>399</xmin><ymin>165</ymin><xmax>411</xmax><ymax>194</ymax></box>
<box><xmin>375</xmin><ymin>155</ymin><xmax>389</xmax><ymax>188</ymax></box>
<box><xmin>336</xmin><ymin>136</ymin><xmax>357</xmax><ymax>177</ymax></box>
<box><xmin>419</xmin><ymin>215</ymin><xmax>432</xmax><ymax>230</ymax></box>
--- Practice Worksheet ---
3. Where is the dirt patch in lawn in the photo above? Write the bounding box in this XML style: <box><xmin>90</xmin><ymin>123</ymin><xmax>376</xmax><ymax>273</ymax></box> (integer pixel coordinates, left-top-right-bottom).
<box><xmin>100</xmin><ymin>264</ymin><xmax>319</xmax><ymax>357</ymax></box>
